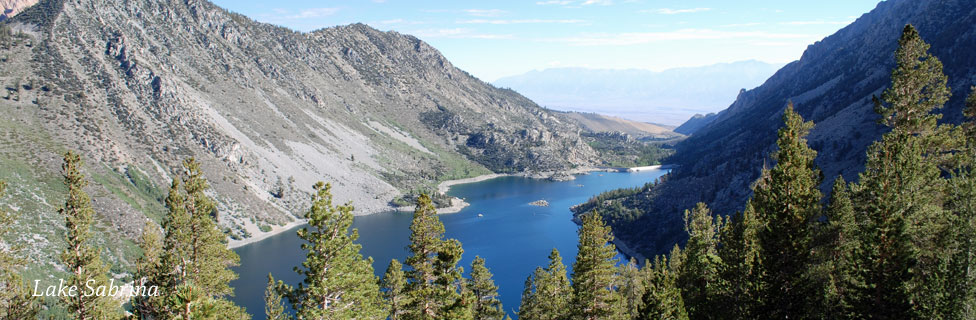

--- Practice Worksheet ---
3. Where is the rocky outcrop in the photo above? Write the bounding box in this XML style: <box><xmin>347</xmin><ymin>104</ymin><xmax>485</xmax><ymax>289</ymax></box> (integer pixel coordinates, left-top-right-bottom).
<box><xmin>595</xmin><ymin>0</ymin><xmax>976</xmax><ymax>257</ymax></box>
<box><xmin>0</xmin><ymin>0</ymin><xmax>37</xmax><ymax>21</ymax></box>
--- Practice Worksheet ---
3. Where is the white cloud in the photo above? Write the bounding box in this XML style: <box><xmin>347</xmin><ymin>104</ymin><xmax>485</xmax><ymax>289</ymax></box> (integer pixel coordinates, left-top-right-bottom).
<box><xmin>582</xmin><ymin>0</ymin><xmax>613</xmax><ymax>5</ymax></box>
<box><xmin>649</xmin><ymin>7</ymin><xmax>711</xmax><ymax>15</ymax></box>
<box><xmin>555</xmin><ymin>29</ymin><xmax>813</xmax><ymax>46</ymax></box>
<box><xmin>458</xmin><ymin>19</ymin><xmax>586</xmax><ymax>25</ymax></box>
<box><xmin>411</xmin><ymin>28</ymin><xmax>513</xmax><ymax>39</ymax></box>
<box><xmin>536</xmin><ymin>0</ymin><xmax>573</xmax><ymax>4</ymax></box>
<box><xmin>463</xmin><ymin>9</ymin><xmax>506</xmax><ymax>17</ymax></box>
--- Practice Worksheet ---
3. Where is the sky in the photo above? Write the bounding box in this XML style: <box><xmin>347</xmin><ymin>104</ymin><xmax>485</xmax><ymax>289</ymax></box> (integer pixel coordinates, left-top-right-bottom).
<box><xmin>210</xmin><ymin>0</ymin><xmax>884</xmax><ymax>82</ymax></box>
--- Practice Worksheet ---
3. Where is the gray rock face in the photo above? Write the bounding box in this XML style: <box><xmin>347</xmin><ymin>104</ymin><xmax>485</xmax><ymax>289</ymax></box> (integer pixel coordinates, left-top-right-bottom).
<box><xmin>0</xmin><ymin>0</ymin><xmax>598</xmax><ymax>267</ymax></box>
<box><xmin>600</xmin><ymin>0</ymin><xmax>976</xmax><ymax>257</ymax></box>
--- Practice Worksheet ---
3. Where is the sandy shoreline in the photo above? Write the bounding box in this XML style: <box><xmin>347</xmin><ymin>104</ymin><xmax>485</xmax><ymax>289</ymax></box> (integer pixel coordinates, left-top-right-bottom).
<box><xmin>227</xmin><ymin>219</ymin><xmax>305</xmax><ymax>249</ymax></box>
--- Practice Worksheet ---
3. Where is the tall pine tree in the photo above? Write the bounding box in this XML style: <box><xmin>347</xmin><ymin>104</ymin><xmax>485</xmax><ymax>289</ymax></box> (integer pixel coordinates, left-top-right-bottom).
<box><xmin>403</xmin><ymin>194</ymin><xmax>469</xmax><ymax>320</ymax></box>
<box><xmin>518</xmin><ymin>248</ymin><xmax>571</xmax><ymax>320</ymax></box>
<box><xmin>822</xmin><ymin>176</ymin><xmax>864</xmax><ymax>319</ymax></box>
<box><xmin>675</xmin><ymin>202</ymin><xmax>722</xmax><ymax>319</ymax></box>
<box><xmin>639</xmin><ymin>247</ymin><xmax>688</xmax><ymax>320</ymax></box>
<box><xmin>750</xmin><ymin>104</ymin><xmax>823</xmax><ymax>318</ymax></box>
<box><xmin>58</xmin><ymin>151</ymin><xmax>120</xmax><ymax>319</ymax></box>
<box><xmin>469</xmin><ymin>256</ymin><xmax>505</xmax><ymax>320</ymax></box>
<box><xmin>382</xmin><ymin>259</ymin><xmax>409</xmax><ymax>320</ymax></box>
<box><xmin>850</xmin><ymin>24</ymin><xmax>952</xmax><ymax>319</ymax></box>
<box><xmin>715</xmin><ymin>205</ymin><xmax>761</xmax><ymax>319</ymax></box>
<box><xmin>617</xmin><ymin>258</ymin><xmax>646</xmax><ymax>319</ymax></box>
<box><xmin>283</xmin><ymin>182</ymin><xmax>386</xmax><ymax>319</ymax></box>
<box><xmin>264</xmin><ymin>273</ymin><xmax>286</xmax><ymax>320</ymax></box>
<box><xmin>153</xmin><ymin>158</ymin><xmax>248</xmax><ymax>319</ymax></box>
<box><xmin>570</xmin><ymin>211</ymin><xmax>621</xmax><ymax>320</ymax></box>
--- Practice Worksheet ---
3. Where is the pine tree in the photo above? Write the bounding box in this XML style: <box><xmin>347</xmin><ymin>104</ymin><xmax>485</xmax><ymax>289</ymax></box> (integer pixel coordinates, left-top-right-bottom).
<box><xmin>714</xmin><ymin>204</ymin><xmax>761</xmax><ymax>319</ymax></box>
<box><xmin>131</xmin><ymin>220</ymin><xmax>164</xmax><ymax>318</ymax></box>
<box><xmin>518</xmin><ymin>248</ymin><xmax>572</xmax><ymax>320</ymax></box>
<box><xmin>469</xmin><ymin>256</ymin><xmax>505</xmax><ymax>320</ymax></box>
<box><xmin>265</xmin><ymin>273</ymin><xmax>287</xmax><ymax>320</ymax></box>
<box><xmin>822</xmin><ymin>176</ymin><xmax>865</xmax><ymax>318</ymax></box>
<box><xmin>382</xmin><ymin>259</ymin><xmax>409</xmax><ymax>320</ymax></box>
<box><xmin>850</xmin><ymin>24</ymin><xmax>953</xmax><ymax>318</ymax></box>
<box><xmin>154</xmin><ymin>158</ymin><xmax>248</xmax><ymax>319</ymax></box>
<box><xmin>571</xmin><ymin>211</ymin><xmax>621</xmax><ymax>320</ymax></box>
<box><xmin>58</xmin><ymin>151</ymin><xmax>121</xmax><ymax>319</ymax></box>
<box><xmin>283</xmin><ymin>182</ymin><xmax>386</xmax><ymax>319</ymax></box>
<box><xmin>749</xmin><ymin>104</ymin><xmax>822</xmax><ymax>318</ymax></box>
<box><xmin>942</xmin><ymin>87</ymin><xmax>976</xmax><ymax>318</ymax></box>
<box><xmin>403</xmin><ymin>194</ymin><xmax>468</xmax><ymax>319</ymax></box>
<box><xmin>0</xmin><ymin>181</ymin><xmax>40</xmax><ymax>319</ymax></box>
<box><xmin>675</xmin><ymin>202</ymin><xmax>722</xmax><ymax>319</ymax></box>
<box><xmin>617</xmin><ymin>258</ymin><xmax>646</xmax><ymax>319</ymax></box>
<box><xmin>639</xmin><ymin>247</ymin><xmax>688</xmax><ymax>320</ymax></box>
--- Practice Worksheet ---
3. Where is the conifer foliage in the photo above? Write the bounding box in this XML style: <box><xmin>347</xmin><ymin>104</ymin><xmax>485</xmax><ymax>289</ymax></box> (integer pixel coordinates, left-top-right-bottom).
<box><xmin>58</xmin><ymin>151</ymin><xmax>121</xmax><ymax>319</ymax></box>
<box><xmin>0</xmin><ymin>181</ymin><xmax>40</xmax><ymax>319</ymax></box>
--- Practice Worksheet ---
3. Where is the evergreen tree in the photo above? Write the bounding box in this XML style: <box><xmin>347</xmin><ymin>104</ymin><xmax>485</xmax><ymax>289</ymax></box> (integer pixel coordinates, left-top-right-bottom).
<box><xmin>132</xmin><ymin>221</ymin><xmax>165</xmax><ymax>318</ymax></box>
<box><xmin>850</xmin><ymin>24</ymin><xmax>953</xmax><ymax>318</ymax></box>
<box><xmin>617</xmin><ymin>258</ymin><xmax>646</xmax><ymax>319</ymax></box>
<box><xmin>0</xmin><ymin>181</ymin><xmax>40</xmax><ymax>319</ymax></box>
<box><xmin>639</xmin><ymin>247</ymin><xmax>688</xmax><ymax>320</ymax></box>
<box><xmin>403</xmin><ymin>194</ymin><xmax>468</xmax><ymax>320</ymax></box>
<box><xmin>58</xmin><ymin>151</ymin><xmax>121</xmax><ymax>319</ymax></box>
<box><xmin>675</xmin><ymin>202</ymin><xmax>722</xmax><ymax>319</ymax></box>
<box><xmin>570</xmin><ymin>211</ymin><xmax>621</xmax><ymax>320</ymax></box>
<box><xmin>382</xmin><ymin>259</ymin><xmax>409</xmax><ymax>320</ymax></box>
<box><xmin>822</xmin><ymin>176</ymin><xmax>864</xmax><ymax>319</ymax></box>
<box><xmin>265</xmin><ymin>274</ymin><xmax>286</xmax><ymax>320</ymax></box>
<box><xmin>469</xmin><ymin>256</ymin><xmax>505</xmax><ymax>320</ymax></box>
<box><xmin>283</xmin><ymin>182</ymin><xmax>386</xmax><ymax>319</ymax></box>
<box><xmin>942</xmin><ymin>87</ymin><xmax>976</xmax><ymax>318</ymax></box>
<box><xmin>518</xmin><ymin>248</ymin><xmax>571</xmax><ymax>320</ymax></box>
<box><xmin>749</xmin><ymin>104</ymin><xmax>823</xmax><ymax>318</ymax></box>
<box><xmin>154</xmin><ymin>158</ymin><xmax>248</xmax><ymax>319</ymax></box>
<box><xmin>714</xmin><ymin>205</ymin><xmax>761</xmax><ymax>319</ymax></box>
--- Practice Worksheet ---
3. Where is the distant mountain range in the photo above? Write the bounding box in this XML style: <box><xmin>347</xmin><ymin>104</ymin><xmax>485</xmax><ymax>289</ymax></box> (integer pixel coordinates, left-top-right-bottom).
<box><xmin>493</xmin><ymin>60</ymin><xmax>783</xmax><ymax>125</ymax></box>
<box><xmin>558</xmin><ymin>111</ymin><xmax>681</xmax><ymax>140</ymax></box>
<box><xmin>583</xmin><ymin>0</ymin><xmax>976</xmax><ymax>257</ymax></box>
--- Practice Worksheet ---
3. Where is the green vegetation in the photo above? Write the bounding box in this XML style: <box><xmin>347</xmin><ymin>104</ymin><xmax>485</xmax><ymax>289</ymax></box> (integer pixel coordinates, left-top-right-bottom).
<box><xmin>582</xmin><ymin>132</ymin><xmax>674</xmax><ymax>168</ymax></box>
<box><xmin>0</xmin><ymin>181</ymin><xmax>41</xmax><ymax>319</ymax></box>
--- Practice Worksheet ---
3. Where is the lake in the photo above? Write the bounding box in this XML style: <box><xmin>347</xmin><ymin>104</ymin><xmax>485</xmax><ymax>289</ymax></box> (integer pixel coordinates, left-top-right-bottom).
<box><xmin>230</xmin><ymin>168</ymin><xmax>668</xmax><ymax>318</ymax></box>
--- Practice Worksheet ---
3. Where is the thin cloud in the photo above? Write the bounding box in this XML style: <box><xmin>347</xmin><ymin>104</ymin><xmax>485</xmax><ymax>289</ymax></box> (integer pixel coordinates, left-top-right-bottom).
<box><xmin>582</xmin><ymin>0</ymin><xmax>613</xmax><ymax>5</ymax></box>
<box><xmin>458</xmin><ymin>19</ymin><xmax>586</xmax><ymax>25</ymax></box>
<box><xmin>463</xmin><ymin>9</ymin><xmax>507</xmax><ymax>17</ymax></box>
<box><xmin>722</xmin><ymin>22</ymin><xmax>763</xmax><ymax>27</ymax></box>
<box><xmin>536</xmin><ymin>0</ymin><xmax>573</xmax><ymax>4</ymax></box>
<box><xmin>555</xmin><ymin>29</ymin><xmax>813</xmax><ymax>46</ymax></box>
<box><xmin>649</xmin><ymin>7</ymin><xmax>711</xmax><ymax>14</ymax></box>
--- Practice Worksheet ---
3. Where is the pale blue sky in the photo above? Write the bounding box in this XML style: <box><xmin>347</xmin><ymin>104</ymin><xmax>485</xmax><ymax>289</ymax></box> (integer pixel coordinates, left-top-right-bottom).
<box><xmin>211</xmin><ymin>0</ymin><xmax>883</xmax><ymax>82</ymax></box>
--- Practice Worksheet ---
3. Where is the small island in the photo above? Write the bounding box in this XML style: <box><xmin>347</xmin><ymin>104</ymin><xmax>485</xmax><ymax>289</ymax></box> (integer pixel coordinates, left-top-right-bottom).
<box><xmin>529</xmin><ymin>199</ymin><xmax>550</xmax><ymax>207</ymax></box>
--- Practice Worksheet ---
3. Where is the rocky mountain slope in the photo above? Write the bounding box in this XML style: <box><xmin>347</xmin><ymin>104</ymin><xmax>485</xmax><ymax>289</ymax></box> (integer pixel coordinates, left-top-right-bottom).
<box><xmin>494</xmin><ymin>60</ymin><xmax>782</xmax><ymax>125</ymax></box>
<box><xmin>558</xmin><ymin>111</ymin><xmax>681</xmax><ymax>140</ymax></box>
<box><xmin>0</xmin><ymin>0</ymin><xmax>601</xmax><ymax>272</ymax></box>
<box><xmin>582</xmin><ymin>0</ymin><xmax>976</xmax><ymax>257</ymax></box>
<box><xmin>674</xmin><ymin>113</ymin><xmax>718</xmax><ymax>135</ymax></box>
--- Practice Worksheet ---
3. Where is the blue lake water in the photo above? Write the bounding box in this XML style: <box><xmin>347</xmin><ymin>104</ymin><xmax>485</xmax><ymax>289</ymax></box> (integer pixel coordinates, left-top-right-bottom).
<box><xmin>230</xmin><ymin>169</ymin><xmax>668</xmax><ymax>318</ymax></box>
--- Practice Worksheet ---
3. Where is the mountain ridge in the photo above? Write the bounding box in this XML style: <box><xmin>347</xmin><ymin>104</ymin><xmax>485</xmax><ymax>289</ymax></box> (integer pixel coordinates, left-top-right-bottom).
<box><xmin>580</xmin><ymin>0</ymin><xmax>976</xmax><ymax>256</ymax></box>
<box><xmin>0</xmin><ymin>0</ymin><xmax>603</xmax><ymax>271</ymax></box>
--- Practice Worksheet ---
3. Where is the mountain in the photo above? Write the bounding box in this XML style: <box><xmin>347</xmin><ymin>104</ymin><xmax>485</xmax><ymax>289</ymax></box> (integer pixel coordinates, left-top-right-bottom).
<box><xmin>0</xmin><ymin>0</ymin><xmax>603</xmax><ymax>272</ymax></box>
<box><xmin>0</xmin><ymin>0</ymin><xmax>37</xmax><ymax>21</ymax></box>
<box><xmin>493</xmin><ymin>60</ymin><xmax>783</xmax><ymax>125</ymax></box>
<box><xmin>558</xmin><ymin>111</ymin><xmax>681</xmax><ymax>140</ymax></box>
<box><xmin>577</xmin><ymin>0</ymin><xmax>976</xmax><ymax>257</ymax></box>
<box><xmin>673</xmin><ymin>112</ymin><xmax>718</xmax><ymax>135</ymax></box>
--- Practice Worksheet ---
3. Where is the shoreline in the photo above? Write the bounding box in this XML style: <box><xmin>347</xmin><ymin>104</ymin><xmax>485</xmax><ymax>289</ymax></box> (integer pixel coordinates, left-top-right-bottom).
<box><xmin>228</xmin><ymin>165</ymin><xmax>671</xmax><ymax>248</ymax></box>
<box><xmin>227</xmin><ymin>219</ymin><xmax>305</xmax><ymax>249</ymax></box>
